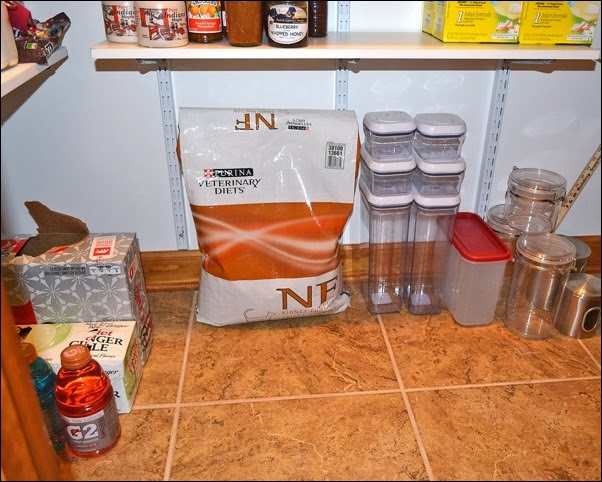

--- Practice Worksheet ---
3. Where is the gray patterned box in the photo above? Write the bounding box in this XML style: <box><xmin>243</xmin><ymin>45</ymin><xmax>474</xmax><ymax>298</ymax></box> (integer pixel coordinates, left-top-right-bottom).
<box><xmin>1</xmin><ymin>233</ymin><xmax>152</xmax><ymax>364</ymax></box>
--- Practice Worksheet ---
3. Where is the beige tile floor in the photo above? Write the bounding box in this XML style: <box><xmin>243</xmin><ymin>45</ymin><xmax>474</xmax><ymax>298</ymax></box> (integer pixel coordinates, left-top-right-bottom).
<box><xmin>59</xmin><ymin>285</ymin><xmax>601</xmax><ymax>481</ymax></box>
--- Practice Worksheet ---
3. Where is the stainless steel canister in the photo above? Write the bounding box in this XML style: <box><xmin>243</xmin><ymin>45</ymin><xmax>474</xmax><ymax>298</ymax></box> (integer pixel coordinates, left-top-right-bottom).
<box><xmin>505</xmin><ymin>233</ymin><xmax>576</xmax><ymax>340</ymax></box>
<box><xmin>554</xmin><ymin>273</ymin><xmax>601</xmax><ymax>338</ymax></box>
<box><xmin>561</xmin><ymin>236</ymin><xmax>592</xmax><ymax>273</ymax></box>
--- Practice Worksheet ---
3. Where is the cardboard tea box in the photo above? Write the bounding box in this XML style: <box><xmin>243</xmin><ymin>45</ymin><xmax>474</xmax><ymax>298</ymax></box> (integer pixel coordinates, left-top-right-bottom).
<box><xmin>1</xmin><ymin>202</ymin><xmax>152</xmax><ymax>364</ymax></box>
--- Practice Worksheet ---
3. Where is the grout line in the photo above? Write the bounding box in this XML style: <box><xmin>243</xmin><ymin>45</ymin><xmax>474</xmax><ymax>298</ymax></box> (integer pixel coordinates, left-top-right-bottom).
<box><xmin>176</xmin><ymin>389</ymin><xmax>403</xmax><ymax>408</ymax></box>
<box><xmin>578</xmin><ymin>339</ymin><xmax>601</xmax><ymax>370</ymax></box>
<box><xmin>404</xmin><ymin>375</ymin><xmax>602</xmax><ymax>393</ymax></box>
<box><xmin>162</xmin><ymin>290</ymin><xmax>197</xmax><ymax>482</ymax></box>
<box><xmin>132</xmin><ymin>374</ymin><xmax>602</xmax><ymax>412</ymax></box>
<box><xmin>377</xmin><ymin>314</ymin><xmax>436</xmax><ymax>482</ymax></box>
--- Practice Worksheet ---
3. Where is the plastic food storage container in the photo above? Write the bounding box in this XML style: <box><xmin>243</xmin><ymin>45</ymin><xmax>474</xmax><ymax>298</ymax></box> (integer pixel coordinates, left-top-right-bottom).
<box><xmin>407</xmin><ymin>190</ymin><xmax>460</xmax><ymax>315</ymax></box>
<box><xmin>360</xmin><ymin>179</ymin><xmax>413</xmax><ymax>314</ymax></box>
<box><xmin>505</xmin><ymin>233</ymin><xmax>576</xmax><ymax>340</ymax></box>
<box><xmin>360</xmin><ymin>146</ymin><xmax>415</xmax><ymax>197</ymax></box>
<box><xmin>412</xmin><ymin>149</ymin><xmax>465</xmax><ymax>197</ymax></box>
<box><xmin>362</xmin><ymin>111</ymin><xmax>416</xmax><ymax>160</ymax></box>
<box><xmin>413</xmin><ymin>113</ymin><xmax>466</xmax><ymax>160</ymax></box>
<box><xmin>443</xmin><ymin>212</ymin><xmax>512</xmax><ymax>326</ymax></box>
<box><xmin>503</xmin><ymin>168</ymin><xmax>566</xmax><ymax>233</ymax></box>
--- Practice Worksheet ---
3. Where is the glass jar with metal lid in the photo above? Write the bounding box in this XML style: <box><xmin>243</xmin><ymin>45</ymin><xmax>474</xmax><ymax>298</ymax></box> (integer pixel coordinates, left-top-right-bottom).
<box><xmin>505</xmin><ymin>233</ymin><xmax>576</xmax><ymax>340</ymax></box>
<box><xmin>503</xmin><ymin>168</ymin><xmax>566</xmax><ymax>233</ymax></box>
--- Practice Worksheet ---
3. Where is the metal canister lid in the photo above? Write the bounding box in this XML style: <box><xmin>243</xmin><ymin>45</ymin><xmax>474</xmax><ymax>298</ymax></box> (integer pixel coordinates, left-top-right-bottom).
<box><xmin>563</xmin><ymin>273</ymin><xmax>601</xmax><ymax>300</ymax></box>
<box><xmin>561</xmin><ymin>236</ymin><xmax>592</xmax><ymax>265</ymax></box>
<box><xmin>516</xmin><ymin>232</ymin><xmax>576</xmax><ymax>269</ymax></box>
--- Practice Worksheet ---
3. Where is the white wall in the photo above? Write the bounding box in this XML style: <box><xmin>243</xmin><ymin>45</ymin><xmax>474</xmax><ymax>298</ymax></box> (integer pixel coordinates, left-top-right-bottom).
<box><xmin>1</xmin><ymin>1</ymin><xmax>600</xmax><ymax>252</ymax></box>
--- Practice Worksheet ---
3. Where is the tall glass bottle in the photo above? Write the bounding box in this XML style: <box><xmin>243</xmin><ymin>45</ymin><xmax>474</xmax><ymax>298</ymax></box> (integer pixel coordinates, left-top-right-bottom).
<box><xmin>307</xmin><ymin>0</ymin><xmax>327</xmax><ymax>37</ymax></box>
<box><xmin>21</xmin><ymin>342</ymin><xmax>66</xmax><ymax>453</ymax></box>
<box><xmin>55</xmin><ymin>345</ymin><xmax>121</xmax><ymax>458</ymax></box>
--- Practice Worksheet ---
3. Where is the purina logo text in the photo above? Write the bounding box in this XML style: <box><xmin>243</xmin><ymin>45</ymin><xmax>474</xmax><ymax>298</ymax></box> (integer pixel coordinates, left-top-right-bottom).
<box><xmin>199</xmin><ymin>167</ymin><xmax>261</xmax><ymax>194</ymax></box>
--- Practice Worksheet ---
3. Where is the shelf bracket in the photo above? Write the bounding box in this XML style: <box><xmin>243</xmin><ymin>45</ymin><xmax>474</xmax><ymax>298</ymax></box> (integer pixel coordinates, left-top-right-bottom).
<box><xmin>335</xmin><ymin>2</ymin><xmax>351</xmax><ymax>110</ymax></box>
<box><xmin>475</xmin><ymin>59</ymin><xmax>511</xmax><ymax>218</ymax></box>
<box><xmin>156</xmin><ymin>63</ymin><xmax>188</xmax><ymax>249</ymax></box>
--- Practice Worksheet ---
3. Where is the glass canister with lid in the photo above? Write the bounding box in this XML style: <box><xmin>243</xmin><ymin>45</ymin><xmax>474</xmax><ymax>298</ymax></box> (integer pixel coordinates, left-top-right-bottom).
<box><xmin>486</xmin><ymin>203</ymin><xmax>520</xmax><ymax>319</ymax></box>
<box><xmin>503</xmin><ymin>167</ymin><xmax>566</xmax><ymax>233</ymax></box>
<box><xmin>505</xmin><ymin>233</ymin><xmax>576</xmax><ymax>340</ymax></box>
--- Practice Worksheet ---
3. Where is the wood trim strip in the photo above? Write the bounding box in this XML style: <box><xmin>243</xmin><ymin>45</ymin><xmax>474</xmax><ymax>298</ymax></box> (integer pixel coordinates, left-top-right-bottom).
<box><xmin>141</xmin><ymin>236</ymin><xmax>600</xmax><ymax>291</ymax></box>
<box><xmin>1</xmin><ymin>281</ymin><xmax>60</xmax><ymax>481</ymax></box>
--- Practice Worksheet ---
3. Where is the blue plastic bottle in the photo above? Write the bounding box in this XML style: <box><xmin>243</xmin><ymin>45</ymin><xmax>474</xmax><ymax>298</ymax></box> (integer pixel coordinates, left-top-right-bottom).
<box><xmin>21</xmin><ymin>342</ymin><xmax>66</xmax><ymax>453</ymax></box>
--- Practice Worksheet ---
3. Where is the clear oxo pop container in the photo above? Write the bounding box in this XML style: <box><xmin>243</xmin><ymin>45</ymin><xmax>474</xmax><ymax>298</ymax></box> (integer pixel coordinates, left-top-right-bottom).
<box><xmin>443</xmin><ymin>212</ymin><xmax>513</xmax><ymax>326</ymax></box>
<box><xmin>360</xmin><ymin>179</ymin><xmax>413</xmax><ymax>314</ymax></box>
<box><xmin>360</xmin><ymin>146</ymin><xmax>415</xmax><ymax>197</ymax></box>
<box><xmin>362</xmin><ymin>111</ymin><xmax>416</xmax><ymax>160</ymax></box>
<box><xmin>413</xmin><ymin>113</ymin><xmax>466</xmax><ymax>160</ymax></box>
<box><xmin>412</xmin><ymin>149</ymin><xmax>465</xmax><ymax>197</ymax></box>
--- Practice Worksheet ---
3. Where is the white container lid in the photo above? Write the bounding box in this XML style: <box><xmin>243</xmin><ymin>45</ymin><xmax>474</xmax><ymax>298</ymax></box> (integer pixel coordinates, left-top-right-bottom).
<box><xmin>359</xmin><ymin>179</ymin><xmax>413</xmax><ymax>208</ymax></box>
<box><xmin>414</xmin><ymin>113</ymin><xmax>466</xmax><ymax>137</ymax></box>
<box><xmin>363</xmin><ymin>111</ymin><xmax>416</xmax><ymax>135</ymax></box>
<box><xmin>361</xmin><ymin>146</ymin><xmax>416</xmax><ymax>174</ymax></box>
<box><xmin>413</xmin><ymin>149</ymin><xmax>465</xmax><ymax>174</ymax></box>
<box><xmin>412</xmin><ymin>187</ymin><xmax>461</xmax><ymax>208</ymax></box>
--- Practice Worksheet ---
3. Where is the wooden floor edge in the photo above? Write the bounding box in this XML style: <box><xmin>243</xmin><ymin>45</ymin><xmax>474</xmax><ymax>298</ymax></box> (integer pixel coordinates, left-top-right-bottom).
<box><xmin>141</xmin><ymin>235</ymin><xmax>600</xmax><ymax>291</ymax></box>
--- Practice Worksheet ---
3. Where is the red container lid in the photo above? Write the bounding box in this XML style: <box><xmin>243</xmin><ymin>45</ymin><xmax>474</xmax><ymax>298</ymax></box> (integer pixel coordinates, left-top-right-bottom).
<box><xmin>452</xmin><ymin>212</ymin><xmax>513</xmax><ymax>263</ymax></box>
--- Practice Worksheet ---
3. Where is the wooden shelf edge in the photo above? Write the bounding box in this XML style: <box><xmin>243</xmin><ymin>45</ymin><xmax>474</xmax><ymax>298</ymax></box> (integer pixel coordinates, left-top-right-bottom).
<box><xmin>1</xmin><ymin>47</ymin><xmax>68</xmax><ymax>98</ymax></box>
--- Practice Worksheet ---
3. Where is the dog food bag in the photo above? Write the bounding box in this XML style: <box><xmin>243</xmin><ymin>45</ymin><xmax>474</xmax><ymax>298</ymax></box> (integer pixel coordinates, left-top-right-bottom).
<box><xmin>179</xmin><ymin>108</ymin><xmax>360</xmax><ymax>326</ymax></box>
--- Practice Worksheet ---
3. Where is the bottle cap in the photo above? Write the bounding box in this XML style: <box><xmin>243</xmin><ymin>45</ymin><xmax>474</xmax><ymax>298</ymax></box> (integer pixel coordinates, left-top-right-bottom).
<box><xmin>20</xmin><ymin>342</ymin><xmax>38</xmax><ymax>365</ymax></box>
<box><xmin>60</xmin><ymin>344</ymin><xmax>92</xmax><ymax>370</ymax></box>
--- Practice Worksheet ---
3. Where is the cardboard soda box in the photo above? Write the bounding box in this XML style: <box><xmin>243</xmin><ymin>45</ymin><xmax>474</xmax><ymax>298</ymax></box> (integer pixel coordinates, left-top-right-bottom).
<box><xmin>17</xmin><ymin>321</ymin><xmax>142</xmax><ymax>414</ymax></box>
<box><xmin>431</xmin><ymin>1</ymin><xmax>523</xmax><ymax>43</ymax></box>
<box><xmin>519</xmin><ymin>1</ymin><xmax>600</xmax><ymax>44</ymax></box>
<box><xmin>2</xmin><ymin>233</ymin><xmax>153</xmax><ymax>365</ymax></box>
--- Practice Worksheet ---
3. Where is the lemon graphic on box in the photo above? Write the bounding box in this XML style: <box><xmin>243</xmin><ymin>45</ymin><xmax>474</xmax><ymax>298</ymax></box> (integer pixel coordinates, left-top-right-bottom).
<box><xmin>569</xmin><ymin>1</ymin><xmax>601</xmax><ymax>22</ymax></box>
<box><xmin>492</xmin><ymin>1</ymin><xmax>523</xmax><ymax>20</ymax></box>
<box><xmin>25</xmin><ymin>323</ymin><xmax>73</xmax><ymax>353</ymax></box>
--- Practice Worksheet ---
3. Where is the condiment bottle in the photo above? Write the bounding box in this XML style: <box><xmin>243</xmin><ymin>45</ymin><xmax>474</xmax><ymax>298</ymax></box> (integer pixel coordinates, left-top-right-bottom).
<box><xmin>21</xmin><ymin>342</ymin><xmax>66</xmax><ymax>453</ymax></box>
<box><xmin>266</xmin><ymin>1</ymin><xmax>308</xmax><ymax>48</ymax></box>
<box><xmin>186</xmin><ymin>1</ymin><xmax>223</xmax><ymax>43</ymax></box>
<box><xmin>224</xmin><ymin>1</ymin><xmax>264</xmax><ymax>46</ymax></box>
<box><xmin>55</xmin><ymin>345</ymin><xmax>121</xmax><ymax>458</ymax></box>
<box><xmin>308</xmin><ymin>0</ymin><xmax>327</xmax><ymax>37</ymax></box>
